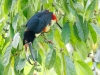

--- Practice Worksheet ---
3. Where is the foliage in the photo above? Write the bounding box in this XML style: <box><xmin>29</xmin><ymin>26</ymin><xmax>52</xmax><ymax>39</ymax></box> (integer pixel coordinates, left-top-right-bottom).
<box><xmin>0</xmin><ymin>0</ymin><xmax>100</xmax><ymax>75</ymax></box>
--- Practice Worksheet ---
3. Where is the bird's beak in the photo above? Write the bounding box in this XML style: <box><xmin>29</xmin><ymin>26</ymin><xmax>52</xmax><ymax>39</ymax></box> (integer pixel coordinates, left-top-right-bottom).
<box><xmin>56</xmin><ymin>22</ymin><xmax>62</xmax><ymax>29</ymax></box>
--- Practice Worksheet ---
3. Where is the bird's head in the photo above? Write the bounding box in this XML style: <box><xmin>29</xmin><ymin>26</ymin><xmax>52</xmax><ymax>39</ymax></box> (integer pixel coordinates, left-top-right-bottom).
<box><xmin>42</xmin><ymin>13</ymin><xmax>57</xmax><ymax>33</ymax></box>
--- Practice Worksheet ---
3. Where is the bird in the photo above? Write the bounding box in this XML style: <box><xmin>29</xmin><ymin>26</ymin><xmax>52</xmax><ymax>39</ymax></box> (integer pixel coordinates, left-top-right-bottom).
<box><xmin>23</xmin><ymin>10</ymin><xmax>57</xmax><ymax>45</ymax></box>
<box><xmin>23</xmin><ymin>10</ymin><xmax>57</xmax><ymax>64</ymax></box>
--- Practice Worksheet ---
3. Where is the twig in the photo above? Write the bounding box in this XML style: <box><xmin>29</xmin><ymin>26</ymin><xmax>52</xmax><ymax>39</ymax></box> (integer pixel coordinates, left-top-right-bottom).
<box><xmin>41</xmin><ymin>33</ymin><xmax>64</xmax><ymax>52</ymax></box>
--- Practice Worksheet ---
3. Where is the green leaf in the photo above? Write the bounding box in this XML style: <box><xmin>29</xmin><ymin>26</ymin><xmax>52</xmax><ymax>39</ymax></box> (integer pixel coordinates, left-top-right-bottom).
<box><xmin>73</xmin><ymin>51</ymin><xmax>82</xmax><ymax>61</ymax></box>
<box><xmin>16</xmin><ymin>58</ymin><xmax>26</xmax><ymax>71</ymax></box>
<box><xmin>45</xmin><ymin>49</ymin><xmax>56</xmax><ymax>70</ymax></box>
<box><xmin>12</xmin><ymin>32</ymin><xmax>20</xmax><ymax>48</ymax></box>
<box><xmin>3</xmin><ymin>37</ymin><xmax>10</xmax><ymax>50</ymax></box>
<box><xmin>31</xmin><ymin>0</ymin><xmax>39</xmax><ymax>11</ymax></box>
<box><xmin>96</xmin><ymin>13</ymin><xmax>100</xmax><ymax>25</ymax></box>
<box><xmin>60</xmin><ymin>0</ymin><xmax>74</xmax><ymax>22</ymax></box>
<box><xmin>85</xmin><ymin>0</ymin><xmax>97</xmax><ymax>20</ymax></box>
<box><xmin>65</xmin><ymin>56</ymin><xmax>77</xmax><ymax>75</ymax></box>
<box><xmin>88</xmin><ymin>23</ymin><xmax>97</xmax><ymax>43</ymax></box>
<box><xmin>46</xmin><ymin>28</ymin><xmax>54</xmax><ymax>40</ymax></box>
<box><xmin>70</xmin><ymin>23</ymin><xmax>78</xmax><ymax>43</ymax></box>
<box><xmin>21</xmin><ymin>0</ymin><xmax>34</xmax><ymax>19</ymax></box>
<box><xmin>33</xmin><ymin>50</ymin><xmax>42</xmax><ymax>65</ymax></box>
<box><xmin>73</xmin><ymin>24</ymin><xmax>81</xmax><ymax>41</ymax></box>
<box><xmin>28</xmin><ymin>67</ymin><xmax>35</xmax><ymax>75</ymax></box>
<box><xmin>61</xmin><ymin>53</ymin><xmax>66</xmax><ymax>75</ymax></box>
<box><xmin>54</xmin><ymin>56</ymin><xmax>61</xmax><ymax>75</ymax></box>
<box><xmin>91</xmin><ymin>23</ymin><xmax>100</xmax><ymax>36</ymax></box>
<box><xmin>10</xmin><ymin>24</ymin><xmax>14</xmax><ymax>39</ymax></box>
<box><xmin>4</xmin><ymin>62</ymin><xmax>11</xmax><ymax>75</ymax></box>
<box><xmin>82</xmin><ymin>20</ymin><xmax>89</xmax><ymax>41</ymax></box>
<box><xmin>72</xmin><ymin>0</ymin><xmax>77</xmax><ymax>3</ymax></box>
<box><xmin>12</xmin><ymin>13</ymin><xmax>18</xmax><ymax>30</ymax></box>
<box><xmin>75</xmin><ymin>14</ymin><xmax>89</xmax><ymax>41</ymax></box>
<box><xmin>23</xmin><ymin>6</ymin><xmax>35</xmax><ymax>19</ymax></box>
<box><xmin>29</xmin><ymin>48</ymin><xmax>42</xmax><ymax>65</ymax></box>
<box><xmin>23</xmin><ymin>6</ymin><xmax>29</xmax><ymax>18</ymax></box>
<box><xmin>20</xmin><ymin>0</ymin><xmax>28</xmax><ymax>9</ymax></box>
<box><xmin>75</xmin><ymin>61</ymin><xmax>93</xmax><ymax>75</ymax></box>
<box><xmin>54</xmin><ymin>29</ymin><xmax>68</xmax><ymax>54</ymax></box>
<box><xmin>0</xmin><ymin>24</ymin><xmax>3</xmax><ymax>34</ymax></box>
<box><xmin>54</xmin><ymin>29</ymin><xmax>62</xmax><ymax>43</ymax></box>
<box><xmin>0</xmin><ymin>36</ymin><xmax>5</xmax><ymax>53</ymax></box>
<box><xmin>68</xmin><ymin>4</ymin><xmax>76</xmax><ymax>16</ymax></box>
<box><xmin>74</xmin><ymin>2</ymin><xmax>84</xmax><ymax>13</ymax></box>
<box><xmin>61</xmin><ymin>22</ymin><xmax>70</xmax><ymax>44</ymax></box>
<box><xmin>75</xmin><ymin>15</ymin><xmax>84</xmax><ymax>41</ymax></box>
<box><xmin>3</xmin><ymin>44</ymin><xmax>12</xmax><ymax>66</ymax></box>
<box><xmin>20</xmin><ymin>26</ymin><xmax>26</xmax><ymax>40</ymax></box>
<box><xmin>14</xmin><ymin>55</ymin><xmax>20</xmax><ymax>71</ymax></box>
<box><xmin>0</xmin><ymin>55</ymin><xmax>4</xmax><ymax>75</ymax></box>
<box><xmin>75</xmin><ymin>41</ymin><xmax>89</xmax><ymax>60</ymax></box>
<box><xmin>0</xmin><ymin>64</ymin><xmax>4</xmax><ymax>75</ymax></box>
<box><xmin>37</xmin><ymin>53</ymin><xmax>42</xmax><ymax>65</ymax></box>
<box><xmin>4</xmin><ymin>0</ymin><xmax>13</xmax><ymax>14</ymax></box>
<box><xmin>27</xmin><ymin>6</ymin><xmax>35</xmax><ymax>19</ymax></box>
<box><xmin>18</xmin><ymin>38</ymin><xmax>23</xmax><ymax>50</ymax></box>
<box><xmin>84</xmin><ymin>0</ymin><xmax>88</xmax><ymax>8</ymax></box>
<box><xmin>60</xmin><ymin>0</ymin><xmax>70</xmax><ymax>14</ymax></box>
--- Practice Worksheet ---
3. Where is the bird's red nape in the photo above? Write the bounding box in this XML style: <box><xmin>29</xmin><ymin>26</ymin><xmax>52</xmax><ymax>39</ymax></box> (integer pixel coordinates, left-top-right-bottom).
<box><xmin>52</xmin><ymin>14</ymin><xmax>57</xmax><ymax>22</ymax></box>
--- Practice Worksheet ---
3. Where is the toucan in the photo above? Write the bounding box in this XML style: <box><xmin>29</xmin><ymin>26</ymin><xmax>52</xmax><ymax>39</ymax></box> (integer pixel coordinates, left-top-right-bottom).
<box><xmin>23</xmin><ymin>10</ymin><xmax>61</xmax><ymax>64</ymax></box>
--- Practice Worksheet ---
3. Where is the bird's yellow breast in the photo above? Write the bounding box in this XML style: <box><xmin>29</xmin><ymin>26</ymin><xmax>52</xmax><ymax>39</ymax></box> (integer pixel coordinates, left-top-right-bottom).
<box><xmin>35</xmin><ymin>24</ymin><xmax>51</xmax><ymax>37</ymax></box>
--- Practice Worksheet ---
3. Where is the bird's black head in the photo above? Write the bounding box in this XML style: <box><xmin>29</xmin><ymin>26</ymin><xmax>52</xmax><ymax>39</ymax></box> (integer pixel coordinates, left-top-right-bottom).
<box><xmin>23</xmin><ymin>30</ymin><xmax>36</xmax><ymax>45</ymax></box>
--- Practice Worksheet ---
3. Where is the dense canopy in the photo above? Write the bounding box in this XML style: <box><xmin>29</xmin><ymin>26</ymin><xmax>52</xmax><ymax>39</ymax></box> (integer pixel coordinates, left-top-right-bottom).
<box><xmin>0</xmin><ymin>0</ymin><xmax>100</xmax><ymax>75</ymax></box>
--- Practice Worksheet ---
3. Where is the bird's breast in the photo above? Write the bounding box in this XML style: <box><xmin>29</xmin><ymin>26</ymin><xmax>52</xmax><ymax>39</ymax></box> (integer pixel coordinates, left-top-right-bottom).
<box><xmin>42</xmin><ymin>24</ymin><xmax>50</xmax><ymax>32</ymax></box>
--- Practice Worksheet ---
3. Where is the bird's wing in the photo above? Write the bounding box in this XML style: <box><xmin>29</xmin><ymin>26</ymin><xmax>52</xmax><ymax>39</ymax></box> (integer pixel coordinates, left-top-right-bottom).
<box><xmin>34</xmin><ymin>12</ymin><xmax>52</xmax><ymax>33</ymax></box>
<box><xmin>26</xmin><ymin>17</ymin><xmax>39</xmax><ymax>32</ymax></box>
<box><xmin>26</xmin><ymin>10</ymin><xmax>49</xmax><ymax>27</ymax></box>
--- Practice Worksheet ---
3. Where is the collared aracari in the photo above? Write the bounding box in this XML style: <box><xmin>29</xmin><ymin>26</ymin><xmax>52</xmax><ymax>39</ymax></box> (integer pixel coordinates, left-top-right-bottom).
<box><xmin>23</xmin><ymin>10</ymin><xmax>61</xmax><ymax>64</ymax></box>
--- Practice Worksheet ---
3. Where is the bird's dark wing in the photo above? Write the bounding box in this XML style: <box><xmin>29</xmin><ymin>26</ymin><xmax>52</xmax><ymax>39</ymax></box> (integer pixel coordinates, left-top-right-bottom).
<box><xmin>26</xmin><ymin>10</ymin><xmax>53</xmax><ymax>33</ymax></box>
<box><xmin>26</xmin><ymin>17</ymin><xmax>39</xmax><ymax>32</ymax></box>
<box><xmin>26</xmin><ymin>10</ymin><xmax>49</xmax><ymax>27</ymax></box>
<box><xmin>35</xmin><ymin>12</ymin><xmax>52</xmax><ymax>33</ymax></box>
